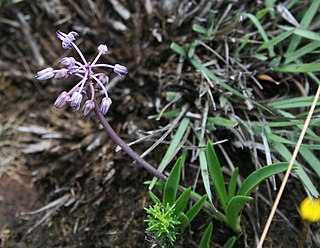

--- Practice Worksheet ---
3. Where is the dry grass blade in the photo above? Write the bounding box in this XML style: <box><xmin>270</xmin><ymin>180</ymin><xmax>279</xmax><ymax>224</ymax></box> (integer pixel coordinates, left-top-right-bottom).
<box><xmin>258</xmin><ymin>84</ymin><xmax>320</xmax><ymax>247</ymax></box>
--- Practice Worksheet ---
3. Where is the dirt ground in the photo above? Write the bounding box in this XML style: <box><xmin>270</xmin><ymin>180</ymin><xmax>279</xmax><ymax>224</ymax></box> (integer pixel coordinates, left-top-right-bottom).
<box><xmin>0</xmin><ymin>1</ymin><xmax>319</xmax><ymax>247</ymax></box>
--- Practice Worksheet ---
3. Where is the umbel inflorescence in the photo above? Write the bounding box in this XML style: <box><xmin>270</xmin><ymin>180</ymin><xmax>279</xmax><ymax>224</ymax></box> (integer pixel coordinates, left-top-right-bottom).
<box><xmin>36</xmin><ymin>30</ymin><xmax>128</xmax><ymax>116</ymax></box>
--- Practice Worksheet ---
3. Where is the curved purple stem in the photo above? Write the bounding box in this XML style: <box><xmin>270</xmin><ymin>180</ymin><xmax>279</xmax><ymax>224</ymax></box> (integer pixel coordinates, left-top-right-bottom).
<box><xmin>93</xmin><ymin>104</ymin><xmax>167</xmax><ymax>181</ymax></box>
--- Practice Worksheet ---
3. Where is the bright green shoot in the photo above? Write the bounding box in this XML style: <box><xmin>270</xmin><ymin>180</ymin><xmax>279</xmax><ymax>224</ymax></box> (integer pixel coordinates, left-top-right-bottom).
<box><xmin>205</xmin><ymin>140</ymin><xmax>298</xmax><ymax>232</ymax></box>
<box><xmin>145</xmin><ymin>156</ymin><xmax>207</xmax><ymax>247</ymax></box>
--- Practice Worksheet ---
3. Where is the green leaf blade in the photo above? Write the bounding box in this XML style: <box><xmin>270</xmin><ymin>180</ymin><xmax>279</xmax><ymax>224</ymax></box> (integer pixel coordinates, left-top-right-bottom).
<box><xmin>163</xmin><ymin>157</ymin><xmax>183</xmax><ymax>206</ymax></box>
<box><xmin>174</xmin><ymin>187</ymin><xmax>191</xmax><ymax>215</ymax></box>
<box><xmin>185</xmin><ymin>195</ymin><xmax>207</xmax><ymax>225</ymax></box>
<box><xmin>228</xmin><ymin>167</ymin><xmax>239</xmax><ymax>200</ymax></box>
<box><xmin>226</xmin><ymin>196</ymin><xmax>253</xmax><ymax>232</ymax></box>
<box><xmin>237</xmin><ymin>162</ymin><xmax>298</xmax><ymax>196</ymax></box>
<box><xmin>199</xmin><ymin>222</ymin><xmax>213</xmax><ymax>248</ymax></box>
<box><xmin>206</xmin><ymin>140</ymin><xmax>228</xmax><ymax>210</ymax></box>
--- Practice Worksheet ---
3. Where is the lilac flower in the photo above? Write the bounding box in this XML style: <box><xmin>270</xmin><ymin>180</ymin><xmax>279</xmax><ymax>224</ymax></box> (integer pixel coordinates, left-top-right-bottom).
<box><xmin>98</xmin><ymin>73</ymin><xmax>109</xmax><ymax>85</ymax></box>
<box><xmin>36</xmin><ymin>67</ymin><xmax>55</xmax><ymax>80</ymax></box>
<box><xmin>100</xmin><ymin>97</ymin><xmax>112</xmax><ymax>115</ymax></box>
<box><xmin>98</xmin><ymin>44</ymin><xmax>108</xmax><ymax>54</ymax></box>
<box><xmin>54</xmin><ymin>69</ymin><xmax>69</xmax><ymax>79</ymax></box>
<box><xmin>82</xmin><ymin>100</ymin><xmax>95</xmax><ymax>116</ymax></box>
<box><xmin>36</xmin><ymin>30</ymin><xmax>128</xmax><ymax>116</ymax></box>
<box><xmin>68</xmin><ymin>66</ymin><xmax>81</xmax><ymax>74</ymax></box>
<box><xmin>61</xmin><ymin>57</ymin><xmax>76</xmax><ymax>67</ymax></box>
<box><xmin>114</xmin><ymin>64</ymin><xmax>128</xmax><ymax>78</ymax></box>
<box><xmin>54</xmin><ymin>91</ymin><xmax>71</xmax><ymax>109</ymax></box>
<box><xmin>56</xmin><ymin>30</ymin><xmax>79</xmax><ymax>49</ymax></box>
<box><xmin>69</xmin><ymin>92</ymin><xmax>83</xmax><ymax>110</ymax></box>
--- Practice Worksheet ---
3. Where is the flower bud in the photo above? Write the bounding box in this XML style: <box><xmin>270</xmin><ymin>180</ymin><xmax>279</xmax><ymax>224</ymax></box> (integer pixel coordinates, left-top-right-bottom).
<box><xmin>82</xmin><ymin>100</ymin><xmax>95</xmax><ymax>116</ymax></box>
<box><xmin>54</xmin><ymin>91</ymin><xmax>70</xmax><ymax>109</ymax></box>
<box><xmin>68</xmin><ymin>66</ymin><xmax>81</xmax><ymax>74</ymax></box>
<box><xmin>100</xmin><ymin>97</ymin><xmax>112</xmax><ymax>115</ymax></box>
<box><xmin>61</xmin><ymin>57</ymin><xmax>76</xmax><ymax>67</ymax></box>
<box><xmin>114</xmin><ymin>64</ymin><xmax>128</xmax><ymax>78</ymax></box>
<box><xmin>99</xmin><ymin>73</ymin><xmax>109</xmax><ymax>85</ymax></box>
<box><xmin>56</xmin><ymin>30</ymin><xmax>79</xmax><ymax>49</ymax></box>
<box><xmin>54</xmin><ymin>69</ymin><xmax>69</xmax><ymax>79</ymax></box>
<box><xmin>69</xmin><ymin>92</ymin><xmax>83</xmax><ymax>110</ymax></box>
<box><xmin>36</xmin><ymin>67</ymin><xmax>54</xmax><ymax>80</ymax></box>
<box><xmin>98</xmin><ymin>44</ymin><xmax>108</xmax><ymax>54</ymax></box>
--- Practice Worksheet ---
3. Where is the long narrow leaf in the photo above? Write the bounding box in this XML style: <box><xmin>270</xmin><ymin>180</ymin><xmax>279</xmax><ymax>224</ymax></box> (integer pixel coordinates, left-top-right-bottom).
<box><xmin>206</xmin><ymin>140</ymin><xmax>228</xmax><ymax>210</ymax></box>
<box><xmin>274</xmin><ymin>62</ymin><xmax>320</xmax><ymax>72</ymax></box>
<box><xmin>257</xmin><ymin>29</ymin><xmax>295</xmax><ymax>52</ymax></box>
<box><xmin>207</xmin><ymin>117</ymin><xmax>238</xmax><ymax>128</ymax></box>
<box><xmin>237</xmin><ymin>162</ymin><xmax>298</xmax><ymax>196</ymax></box>
<box><xmin>274</xmin><ymin>142</ymin><xmax>319</xmax><ymax>197</ymax></box>
<box><xmin>148</xmin><ymin>191</ymin><xmax>161</xmax><ymax>204</ymax></box>
<box><xmin>163</xmin><ymin>157</ymin><xmax>183</xmax><ymax>206</ymax></box>
<box><xmin>174</xmin><ymin>187</ymin><xmax>191</xmax><ymax>215</ymax></box>
<box><xmin>280</xmin><ymin>25</ymin><xmax>320</xmax><ymax>41</ymax></box>
<box><xmin>199</xmin><ymin>222</ymin><xmax>213</xmax><ymax>248</ymax></box>
<box><xmin>190</xmin><ymin>58</ymin><xmax>271</xmax><ymax>113</ymax></box>
<box><xmin>228</xmin><ymin>167</ymin><xmax>239</xmax><ymax>200</ymax></box>
<box><xmin>178</xmin><ymin>212</ymin><xmax>190</xmax><ymax>230</ymax></box>
<box><xmin>224</xmin><ymin>236</ymin><xmax>237</xmax><ymax>248</ymax></box>
<box><xmin>286</xmin><ymin>0</ymin><xmax>320</xmax><ymax>53</ymax></box>
<box><xmin>299</xmin><ymin>148</ymin><xmax>320</xmax><ymax>177</ymax></box>
<box><xmin>241</xmin><ymin>13</ymin><xmax>275</xmax><ymax>56</ymax></box>
<box><xmin>226</xmin><ymin>196</ymin><xmax>253</xmax><ymax>232</ymax></box>
<box><xmin>185</xmin><ymin>195</ymin><xmax>207</xmax><ymax>224</ymax></box>
<box><xmin>149</xmin><ymin>117</ymin><xmax>190</xmax><ymax>190</ymax></box>
<box><xmin>285</xmin><ymin>41</ymin><xmax>320</xmax><ymax>64</ymax></box>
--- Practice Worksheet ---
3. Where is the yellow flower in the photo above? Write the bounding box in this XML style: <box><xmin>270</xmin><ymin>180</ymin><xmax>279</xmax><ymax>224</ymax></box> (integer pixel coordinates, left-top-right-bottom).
<box><xmin>300</xmin><ymin>197</ymin><xmax>320</xmax><ymax>223</ymax></box>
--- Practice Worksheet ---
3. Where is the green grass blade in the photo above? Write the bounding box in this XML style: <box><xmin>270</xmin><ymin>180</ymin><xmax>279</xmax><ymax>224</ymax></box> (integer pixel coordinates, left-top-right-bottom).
<box><xmin>266</xmin><ymin>132</ymin><xmax>320</xmax><ymax>150</ymax></box>
<box><xmin>285</xmin><ymin>41</ymin><xmax>320</xmax><ymax>64</ymax></box>
<box><xmin>148</xmin><ymin>191</ymin><xmax>161</xmax><ymax>204</ymax></box>
<box><xmin>238</xmin><ymin>34</ymin><xmax>250</xmax><ymax>52</ymax></box>
<box><xmin>274</xmin><ymin>62</ymin><xmax>320</xmax><ymax>72</ymax></box>
<box><xmin>206</xmin><ymin>140</ymin><xmax>228</xmax><ymax>210</ymax></box>
<box><xmin>170</xmin><ymin>42</ymin><xmax>187</xmax><ymax>57</ymax></box>
<box><xmin>163</xmin><ymin>156</ymin><xmax>183</xmax><ymax>206</ymax></box>
<box><xmin>268</xmin><ymin>96</ymin><xmax>320</xmax><ymax>109</ymax></box>
<box><xmin>149</xmin><ymin>117</ymin><xmax>190</xmax><ymax>190</ymax></box>
<box><xmin>279</xmin><ymin>25</ymin><xmax>320</xmax><ymax>41</ymax></box>
<box><xmin>237</xmin><ymin>162</ymin><xmax>298</xmax><ymax>196</ymax></box>
<box><xmin>199</xmin><ymin>222</ymin><xmax>213</xmax><ymax>248</ymax></box>
<box><xmin>286</xmin><ymin>0</ymin><xmax>320</xmax><ymax>53</ymax></box>
<box><xmin>178</xmin><ymin>212</ymin><xmax>190</xmax><ymax>230</ymax></box>
<box><xmin>241</xmin><ymin>13</ymin><xmax>275</xmax><ymax>57</ymax></box>
<box><xmin>274</xmin><ymin>142</ymin><xmax>319</xmax><ymax>197</ymax></box>
<box><xmin>190</xmin><ymin>58</ymin><xmax>272</xmax><ymax>113</ymax></box>
<box><xmin>308</xmin><ymin>71</ymin><xmax>320</xmax><ymax>86</ymax></box>
<box><xmin>174</xmin><ymin>187</ymin><xmax>191</xmax><ymax>215</ymax></box>
<box><xmin>185</xmin><ymin>195</ymin><xmax>207</xmax><ymax>224</ymax></box>
<box><xmin>228</xmin><ymin>167</ymin><xmax>239</xmax><ymax>200</ymax></box>
<box><xmin>299</xmin><ymin>148</ymin><xmax>320</xmax><ymax>177</ymax></box>
<box><xmin>224</xmin><ymin>236</ymin><xmax>237</xmax><ymax>248</ymax></box>
<box><xmin>257</xmin><ymin>29</ymin><xmax>295</xmax><ymax>52</ymax></box>
<box><xmin>192</xmin><ymin>24</ymin><xmax>207</xmax><ymax>34</ymax></box>
<box><xmin>226</xmin><ymin>196</ymin><xmax>253</xmax><ymax>232</ymax></box>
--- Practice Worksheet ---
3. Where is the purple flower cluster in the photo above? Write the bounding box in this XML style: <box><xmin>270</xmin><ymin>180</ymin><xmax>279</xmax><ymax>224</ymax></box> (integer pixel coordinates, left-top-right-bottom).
<box><xmin>36</xmin><ymin>30</ymin><xmax>128</xmax><ymax>116</ymax></box>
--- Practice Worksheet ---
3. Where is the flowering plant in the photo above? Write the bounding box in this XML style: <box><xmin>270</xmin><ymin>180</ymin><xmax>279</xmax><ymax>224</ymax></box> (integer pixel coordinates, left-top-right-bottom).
<box><xmin>36</xmin><ymin>30</ymin><xmax>167</xmax><ymax>181</ymax></box>
<box><xmin>36</xmin><ymin>30</ymin><xmax>128</xmax><ymax>116</ymax></box>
